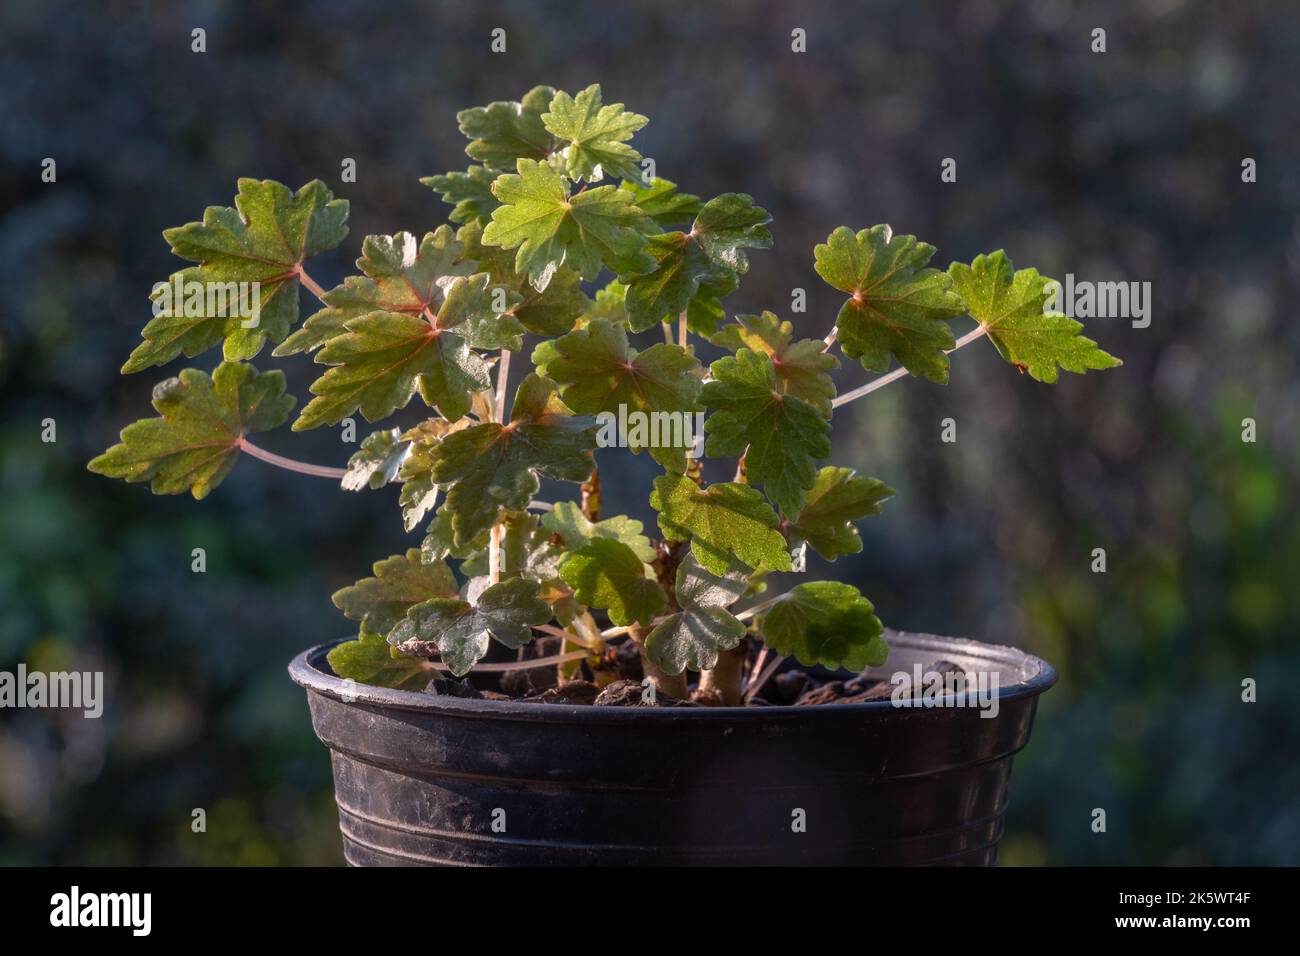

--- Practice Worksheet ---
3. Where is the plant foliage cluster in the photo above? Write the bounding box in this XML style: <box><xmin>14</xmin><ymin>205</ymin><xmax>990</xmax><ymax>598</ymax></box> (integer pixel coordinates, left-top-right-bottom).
<box><xmin>91</xmin><ymin>85</ymin><xmax>1118</xmax><ymax>696</ymax></box>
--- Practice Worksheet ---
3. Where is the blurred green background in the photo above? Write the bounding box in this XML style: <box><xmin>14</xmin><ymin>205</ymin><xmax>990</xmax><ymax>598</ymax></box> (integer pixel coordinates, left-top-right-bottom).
<box><xmin>2</xmin><ymin>0</ymin><xmax>1297</xmax><ymax>865</ymax></box>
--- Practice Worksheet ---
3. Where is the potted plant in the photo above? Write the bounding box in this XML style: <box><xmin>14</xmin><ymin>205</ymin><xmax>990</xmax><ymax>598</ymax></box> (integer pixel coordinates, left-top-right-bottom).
<box><xmin>90</xmin><ymin>85</ymin><xmax>1119</xmax><ymax>866</ymax></box>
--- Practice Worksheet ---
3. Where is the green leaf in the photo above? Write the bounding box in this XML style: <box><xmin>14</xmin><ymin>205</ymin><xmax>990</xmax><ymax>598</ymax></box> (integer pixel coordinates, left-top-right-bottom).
<box><xmin>620</xmin><ymin>177</ymin><xmax>702</xmax><ymax>227</ymax></box>
<box><xmin>710</xmin><ymin>311</ymin><xmax>839</xmax><ymax>417</ymax></box>
<box><xmin>701</xmin><ymin>349</ymin><xmax>832</xmax><ymax>515</ymax></box>
<box><xmin>457</xmin><ymin>85</ymin><xmax>558</xmax><ymax>172</ymax></box>
<box><xmin>332</xmin><ymin>549</ymin><xmax>459</xmax><ymax>638</ymax></box>
<box><xmin>650</xmin><ymin>474</ymin><xmax>792</xmax><ymax>575</ymax></box>
<box><xmin>761</xmin><ymin>581</ymin><xmax>887</xmax><ymax>671</ymax></box>
<box><xmin>532</xmin><ymin>318</ymin><xmax>702</xmax><ymax>472</ymax></box>
<box><xmin>584</xmin><ymin>279</ymin><xmax>631</xmax><ymax>325</ymax></box>
<box><xmin>622</xmin><ymin>193</ymin><xmax>772</xmax><ymax>331</ymax></box>
<box><xmin>326</xmin><ymin>629</ymin><xmax>431</xmax><ymax>692</ymax></box>
<box><xmin>947</xmin><ymin>251</ymin><xmax>1123</xmax><ymax>383</ymax></box>
<box><xmin>560</xmin><ymin>538</ymin><xmax>666</xmax><ymax>627</ymax></box>
<box><xmin>814</xmin><ymin>225</ymin><xmax>965</xmax><ymax>383</ymax></box>
<box><xmin>785</xmin><ymin>467</ymin><xmax>893</xmax><ymax>561</ymax></box>
<box><xmin>432</xmin><ymin>374</ymin><xmax>598</xmax><ymax>545</ymax></box>
<box><xmin>293</xmin><ymin>295</ymin><xmax>497</xmax><ymax>430</ymax></box>
<box><xmin>89</xmin><ymin>361</ymin><xmax>294</xmax><ymax>499</ymax></box>
<box><xmin>541</xmin><ymin>501</ymin><xmax>656</xmax><ymax>563</ymax></box>
<box><xmin>643</xmin><ymin>553</ymin><xmax>750</xmax><ymax>675</ymax></box>
<box><xmin>393</xmin><ymin>418</ymin><xmax>476</xmax><ymax>531</ymax></box>
<box><xmin>542</xmin><ymin>84</ymin><xmax>648</xmax><ymax>182</ymax></box>
<box><xmin>275</xmin><ymin>227</ymin><xmax>471</xmax><ymax>357</ymax></box>
<box><xmin>390</xmin><ymin>577</ymin><xmax>553</xmax><ymax>677</ymax></box>
<box><xmin>421</xmin><ymin>166</ymin><xmax>500</xmax><ymax>226</ymax></box>
<box><xmin>420</xmin><ymin>507</ymin><xmax>489</xmax><ymax>563</ymax></box>
<box><xmin>124</xmin><ymin>179</ymin><xmax>348</xmax><ymax>371</ymax></box>
<box><xmin>458</xmin><ymin>221</ymin><xmax>590</xmax><ymax>337</ymax></box>
<box><xmin>342</xmin><ymin>427</ymin><xmax>407</xmax><ymax>491</ymax></box>
<box><xmin>482</xmin><ymin>159</ymin><xmax>653</xmax><ymax>290</ymax></box>
<box><xmin>461</xmin><ymin>510</ymin><xmax>567</xmax><ymax>585</ymax></box>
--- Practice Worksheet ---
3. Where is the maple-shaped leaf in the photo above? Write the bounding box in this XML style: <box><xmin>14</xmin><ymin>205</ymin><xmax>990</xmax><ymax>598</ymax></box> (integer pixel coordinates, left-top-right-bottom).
<box><xmin>390</xmin><ymin>577</ymin><xmax>552</xmax><ymax>676</ymax></box>
<box><xmin>643</xmin><ymin>553</ymin><xmax>750</xmax><ymax>675</ymax></box>
<box><xmin>650</xmin><ymin>474</ymin><xmax>792</xmax><ymax>575</ymax></box>
<box><xmin>701</xmin><ymin>349</ymin><xmax>832</xmax><ymax>516</ymax></box>
<box><xmin>421</xmin><ymin>166</ymin><xmax>500</xmax><ymax>226</ymax></box>
<box><xmin>622</xmin><ymin>193</ymin><xmax>772</xmax><ymax>331</ymax></box>
<box><xmin>420</xmin><ymin>507</ymin><xmax>490</xmax><ymax>563</ymax></box>
<box><xmin>542</xmin><ymin>84</ymin><xmax>648</xmax><ymax>182</ymax></box>
<box><xmin>89</xmin><ymin>361</ymin><xmax>293</xmax><ymax>499</ymax></box>
<box><xmin>432</xmin><ymin>374</ymin><xmax>598</xmax><ymax>546</ymax></box>
<box><xmin>124</xmin><ymin>180</ymin><xmax>348</xmax><ymax>371</ymax></box>
<box><xmin>326</xmin><ymin>629</ymin><xmax>431</xmax><ymax>692</ymax></box>
<box><xmin>683</xmin><ymin>270</ymin><xmax>737</xmax><ymax>336</ymax></box>
<box><xmin>583</xmin><ymin>279</ymin><xmax>631</xmax><ymax>325</ymax></box>
<box><xmin>331</xmin><ymin>548</ymin><xmax>459</xmax><ymax>638</ymax></box>
<box><xmin>559</xmin><ymin>538</ymin><xmax>666</xmax><ymax>627</ymax></box>
<box><xmin>710</xmin><ymin>311</ymin><xmax>839</xmax><ymax>417</ymax></box>
<box><xmin>292</xmin><ymin>273</ymin><xmax>507</xmax><ymax>431</ymax></box>
<box><xmin>532</xmin><ymin>318</ymin><xmax>702</xmax><ymax>472</ymax></box>
<box><xmin>275</xmin><ymin>227</ymin><xmax>470</xmax><ymax>357</ymax></box>
<box><xmin>814</xmin><ymin>225</ymin><xmax>966</xmax><ymax>383</ymax></box>
<box><xmin>784</xmin><ymin>467</ymin><xmax>893</xmax><ymax>561</ymax></box>
<box><xmin>947</xmin><ymin>251</ymin><xmax>1123</xmax><ymax>383</ymax></box>
<box><xmin>482</xmin><ymin>159</ymin><xmax>653</xmax><ymax>290</ymax></box>
<box><xmin>393</xmin><ymin>417</ymin><xmax>476</xmax><ymax>531</ymax></box>
<box><xmin>342</xmin><ymin>427</ymin><xmax>408</xmax><ymax>491</ymax></box>
<box><xmin>541</xmin><ymin>501</ymin><xmax>656</xmax><ymax>562</ymax></box>
<box><xmin>621</xmin><ymin>177</ymin><xmax>702</xmax><ymax>227</ymax></box>
<box><xmin>457</xmin><ymin>221</ymin><xmax>590</xmax><ymax>337</ymax></box>
<box><xmin>761</xmin><ymin>581</ymin><xmax>887</xmax><ymax>672</ymax></box>
<box><xmin>457</xmin><ymin>85</ymin><xmax>559</xmax><ymax>172</ymax></box>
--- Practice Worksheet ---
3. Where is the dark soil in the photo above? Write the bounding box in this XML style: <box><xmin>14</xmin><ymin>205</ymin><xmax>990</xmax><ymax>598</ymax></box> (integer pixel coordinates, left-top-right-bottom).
<box><xmin>420</xmin><ymin>637</ymin><xmax>970</xmax><ymax>708</ymax></box>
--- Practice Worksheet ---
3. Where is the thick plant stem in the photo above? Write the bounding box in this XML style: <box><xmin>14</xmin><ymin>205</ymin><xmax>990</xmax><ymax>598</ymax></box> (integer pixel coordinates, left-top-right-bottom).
<box><xmin>631</xmin><ymin>626</ymin><xmax>688</xmax><ymax>700</ymax></box>
<box><xmin>695</xmin><ymin>645</ymin><xmax>745</xmax><ymax>706</ymax></box>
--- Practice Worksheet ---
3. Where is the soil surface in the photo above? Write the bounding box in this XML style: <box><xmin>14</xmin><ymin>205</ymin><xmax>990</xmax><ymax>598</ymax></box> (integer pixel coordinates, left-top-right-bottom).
<box><xmin>421</xmin><ymin>636</ymin><xmax>970</xmax><ymax>708</ymax></box>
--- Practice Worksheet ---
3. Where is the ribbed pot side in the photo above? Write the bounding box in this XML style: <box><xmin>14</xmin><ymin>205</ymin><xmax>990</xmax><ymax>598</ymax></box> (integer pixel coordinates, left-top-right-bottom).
<box><xmin>289</xmin><ymin>630</ymin><xmax>1056</xmax><ymax>866</ymax></box>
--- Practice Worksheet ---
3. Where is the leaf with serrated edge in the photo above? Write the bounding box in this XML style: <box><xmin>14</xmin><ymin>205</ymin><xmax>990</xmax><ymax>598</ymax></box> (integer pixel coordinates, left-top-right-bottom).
<box><xmin>342</xmin><ymin>427</ymin><xmax>408</xmax><ymax>491</ymax></box>
<box><xmin>125</xmin><ymin>179</ymin><xmax>348</xmax><ymax>370</ymax></box>
<box><xmin>947</xmin><ymin>251</ymin><xmax>1122</xmax><ymax>383</ymax></box>
<box><xmin>710</xmin><ymin>311</ymin><xmax>839</xmax><ymax>417</ymax></box>
<box><xmin>432</xmin><ymin>374</ymin><xmax>598</xmax><ymax>546</ymax></box>
<box><xmin>644</xmin><ymin>553</ymin><xmax>750</xmax><ymax>675</ymax></box>
<box><xmin>390</xmin><ymin>577</ymin><xmax>552</xmax><ymax>676</ymax></box>
<box><xmin>620</xmin><ymin>177</ymin><xmax>702</xmax><ymax>227</ymax></box>
<box><xmin>541</xmin><ymin>501</ymin><xmax>656</xmax><ymax>562</ymax></box>
<box><xmin>622</xmin><ymin>193</ymin><xmax>772</xmax><ymax>331</ymax></box>
<box><xmin>457</xmin><ymin>86</ymin><xmax>558</xmax><ymax>171</ymax></box>
<box><xmin>814</xmin><ymin>225</ymin><xmax>965</xmax><ymax>383</ymax></box>
<box><xmin>422</xmin><ymin>166</ymin><xmax>501</xmax><ymax>226</ymax></box>
<box><xmin>532</xmin><ymin>318</ymin><xmax>702</xmax><ymax>472</ymax></box>
<box><xmin>542</xmin><ymin>84</ymin><xmax>648</xmax><ymax>182</ymax></box>
<box><xmin>332</xmin><ymin>549</ymin><xmax>459</xmax><ymax>638</ymax></box>
<box><xmin>701</xmin><ymin>349</ymin><xmax>832</xmax><ymax>515</ymax></box>
<box><xmin>326</xmin><ymin>629</ymin><xmax>430</xmax><ymax>691</ymax></box>
<box><xmin>89</xmin><ymin>361</ymin><xmax>293</xmax><ymax>499</ymax></box>
<box><xmin>482</xmin><ymin>159</ymin><xmax>653</xmax><ymax>290</ymax></box>
<box><xmin>650</xmin><ymin>474</ymin><xmax>791</xmax><ymax>575</ymax></box>
<box><xmin>761</xmin><ymin>581</ymin><xmax>887</xmax><ymax>671</ymax></box>
<box><xmin>293</xmin><ymin>307</ymin><xmax>492</xmax><ymax>430</ymax></box>
<box><xmin>560</xmin><ymin>538</ymin><xmax>666</xmax><ymax>627</ymax></box>
<box><xmin>276</xmin><ymin>227</ymin><xmax>471</xmax><ymax>356</ymax></box>
<box><xmin>785</xmin><ymin>467</ymin><xmax>893</xmax><ymax>560</ymax></box>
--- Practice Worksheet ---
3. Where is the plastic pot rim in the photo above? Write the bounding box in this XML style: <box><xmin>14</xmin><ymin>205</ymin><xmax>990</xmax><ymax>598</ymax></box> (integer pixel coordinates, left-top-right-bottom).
<box><xmin>289</xmin><ymin>629</ymin><xmax>1058</xmax><ymax>724</ymax></box>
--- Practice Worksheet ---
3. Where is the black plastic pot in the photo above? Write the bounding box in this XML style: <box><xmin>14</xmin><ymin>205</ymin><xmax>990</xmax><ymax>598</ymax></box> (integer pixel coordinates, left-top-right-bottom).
<box><xmin>289</xmin><ymin>631</ymin><xmax>1055</xmax><ymax>866</ymax></box>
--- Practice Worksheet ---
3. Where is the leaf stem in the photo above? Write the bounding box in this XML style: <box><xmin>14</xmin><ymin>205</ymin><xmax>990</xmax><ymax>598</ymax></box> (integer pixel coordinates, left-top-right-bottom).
<box><xmin>830</xmin><ymin>324</ymin><xmax>988</xmax><ymax>410</ymax></box>
<box><xmin>238</xmin><ymin>437</ymin><xmax>347</xmax><ymax>478</ymax></box>
<box><xmin>297</xmin><ymin>266</ymin><xmax>329</xmax><ymax>303</ymax></box>
<box><xmin>678</xmin><ymin>310</ymin><xmax>688</xmax><ymax>349</ymax></box>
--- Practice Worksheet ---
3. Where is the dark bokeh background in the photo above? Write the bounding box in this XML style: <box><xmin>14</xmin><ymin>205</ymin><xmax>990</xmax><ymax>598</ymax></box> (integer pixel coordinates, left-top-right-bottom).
<box><xmin>2</xmin><ymin>0</ymin><xmax>1298</xmax><ymax>865</ymax></box>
